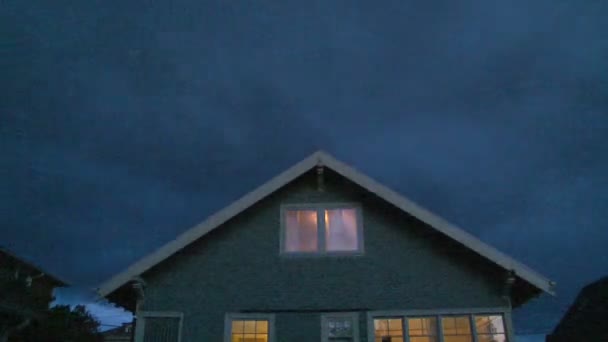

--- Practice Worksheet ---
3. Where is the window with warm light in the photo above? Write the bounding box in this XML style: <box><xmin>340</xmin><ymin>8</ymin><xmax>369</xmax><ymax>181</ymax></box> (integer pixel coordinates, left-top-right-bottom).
<box><xmin>225</xmin><ymin>315</ymin><xmax>274</xmax><ymax>342</ymax></box>
<box><xmin>284</xmin><ymin>209</ymin><xmax>319</xmax><ymax>252</ymax></box>
<box><xmin>474</xmin><ymin>315</ymin><xmax>507</xmax><ymax>342</ymax></box>
<box><xmin>373</xmin><ymin>318</ymin><xmax>404</xmax><ymax>342</ymax></box>
<box><xmin>281</xmin><ymin>204</ymin><xmax>363</xmax><ymax>254</ymax></box>
<box><xmin>230</xmin><ymin>320</ymin><xmax>268</xmax><ymax>342</ymax></box>
<box><xmin>369</xmin><ymin>313</ymin><xmax>508</xmax><ymax>342</ymax></box>
<box><xmin>407</xmin><ymin>317</ymin><xmax>438</xmax><ymax>342</ymax></box>
<box><xmin>441</xmin><ymin>316</ymin><xmax>472</xmax><ymax>342</ymax></box>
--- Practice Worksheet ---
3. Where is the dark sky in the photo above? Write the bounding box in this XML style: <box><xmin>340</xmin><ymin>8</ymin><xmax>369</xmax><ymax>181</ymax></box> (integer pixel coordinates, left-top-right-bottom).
<box><xmin>2</xmin><ymin>0</ymin><xmax>607</xmax><ymax>335</ymax></box>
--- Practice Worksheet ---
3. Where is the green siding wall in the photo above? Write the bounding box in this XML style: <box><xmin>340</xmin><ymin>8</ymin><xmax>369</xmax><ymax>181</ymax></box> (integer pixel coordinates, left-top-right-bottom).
<box><xmin>140</xmin><ymin>170</ymin><xmax>508</xmax><ymax>341</ymax></box>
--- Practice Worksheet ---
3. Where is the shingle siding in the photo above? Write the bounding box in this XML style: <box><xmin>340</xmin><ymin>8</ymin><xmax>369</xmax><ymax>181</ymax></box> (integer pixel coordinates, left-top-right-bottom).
<box><xmin>139</xmin><ymin>170</ymin><xmax>509</xmax><ymax>341</ymax></box>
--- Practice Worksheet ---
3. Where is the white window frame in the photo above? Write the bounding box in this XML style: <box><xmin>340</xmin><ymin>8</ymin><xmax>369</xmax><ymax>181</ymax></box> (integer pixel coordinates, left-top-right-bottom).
<box><xmin>134</xmin><ymin>311</ymin><xmax>184</xmax><ymax>342</ymax></box>
<box><xmin>321</xmin><ymin>312</ymin><xmax>360</xmax><ymax>342</ymax></box>
<box><xmin>224</xmin><ymin>313</ymin><xmax>276</xmax><ymax>342</ymax></box>
<box><xmin>280</xmin><ymin>203</ymin><xmax>365</xmax><ymax>256</ymax></box>
<box><xmin>367</xmin><ymin>308</ymin><xmax>514</xmax><ymax>342</ymax></box>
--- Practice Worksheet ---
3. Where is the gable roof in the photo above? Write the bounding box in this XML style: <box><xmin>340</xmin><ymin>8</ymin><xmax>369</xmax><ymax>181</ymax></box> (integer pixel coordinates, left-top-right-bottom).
<box><xmin>0</xmin><ymin>247</ymin><xmax>68</xmax><ymax>286</ymax></box>
<box><xmin>98</xmin><ymin>151</ymin><xmax>555</xmax><ymax>298</ymax></box>
<box><xmin>547</xmin><ymin>276</ymin><xmax>608</xmax><ymax>341</ymax></box>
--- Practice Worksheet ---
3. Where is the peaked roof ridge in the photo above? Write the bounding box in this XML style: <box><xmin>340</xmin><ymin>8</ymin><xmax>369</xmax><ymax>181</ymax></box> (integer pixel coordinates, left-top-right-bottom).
<box><xmin>98</xmin><ymin>150</ymin><xmax>554</xmax><ymax>297</ymax></box>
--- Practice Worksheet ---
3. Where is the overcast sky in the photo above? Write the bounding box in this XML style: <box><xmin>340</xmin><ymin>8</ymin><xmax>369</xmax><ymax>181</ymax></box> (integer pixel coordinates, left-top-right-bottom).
<box><xmin>2</xmin><ymin>0</ymin><xmax>607</xmax><ymax>335</ymax></box>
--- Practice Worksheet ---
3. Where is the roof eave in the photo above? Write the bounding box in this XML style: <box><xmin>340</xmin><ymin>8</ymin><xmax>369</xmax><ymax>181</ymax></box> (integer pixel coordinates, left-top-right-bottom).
<box><xmin>98</xmin><ymin>150</ymin><xmax>555</xmax><ymax>299</ymax></box>
<box><xmin>0</xmin><ymin>248</ymin><xmax>69</xmax><ymax>287</ymax></box>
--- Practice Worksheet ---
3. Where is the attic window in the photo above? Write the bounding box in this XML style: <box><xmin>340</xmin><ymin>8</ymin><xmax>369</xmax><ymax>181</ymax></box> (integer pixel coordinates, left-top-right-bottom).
<box><xmin>281</xmin><ymin>204</ymin><xmax>363</xmax><ymax>254</ymax></box>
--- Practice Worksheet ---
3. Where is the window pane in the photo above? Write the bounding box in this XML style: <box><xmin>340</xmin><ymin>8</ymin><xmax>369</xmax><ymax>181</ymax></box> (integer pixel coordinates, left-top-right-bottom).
<box><xmin>443</xmin><ymin>337</ymin><xmax>472</xmax><ymax>342</ymax></box>
<box><xmin>243</xmin><ymin>334</ymin><xmax>257</xmax><ymax>341</ymax></box>
<box><xmin>442</xmin><ymin>316</ymin><xmax>472</xmax><ymax>342</ymax></box>
<box><xmin>327</xmin><ymin>317</ymin><xmax>354</xmax><ymax>338</ymax></box>
<box><xmin>442</xmin><ymin>316</ymin><xmax>471</xmax><ymax>334</ymax></box>
<box><xmin>285</xmin><ymin>210</ymin><xmax>318</xmax><ymax>252</ymax></box>
<box><xmin>232</xmin><ymin>320</ymin><xmax>245</xmax><ymax>334</ymax></box>
<box><xmin>388</xmin><ymin>319</ymin><xmax>402</xmax><ymax>331</ymax></box>
<box><xmin>256</xmin><ymin>336</ymin><xmax>268</xmax><ymax>342</ymax></box>
<box><xmin>375</xmin><ymin>318</ymin><xmax>403</xmax><ymax>341</ymax></box>
<box><xmin>256</xmin><ymin>320</ymin><xmax>268</xmax><ymax>334</ymax></box>
<box><xmin>231</xmin><ymin>320</ymin><xmax>269</xmax><ymax>342</ymax></box>
<box><xmin>375</xmin><ymin>319</ymin><xmax>388</xmax><ymax>334</ymax></box>
<box><xmin>455</xmin><ymin>317</ymin><xmax>471</xmax><ymax>333</ymax></box>
<box><xmin>411</xmin><ymin>338</ymin><xmax>438</xmax><ymax>342</ymax></box>
<box><xmin>325</xmin><ymin>208</ymin><xmax>359</xmax><ymax>251</ymax></box>
<box><xmin>409</xmin><ymin>318</ymin><xmax>422</xmax><ymax>331</ymax></box>
<box><xmin>377</xmin><ymin>334</ymin><xmax>404</xmax><ymax>341</ymax></box>
<box><xmin>408</xmin><ymin>317</ymin><xmax>437</xmax><ymax>337</ymax></box>
<box><xmin>475</xmin><ymin>315</ymin><xmax>505</xmax><ymax>334</ymax></box>
<box><xmin>477</xmin><ymin>334</ymin><xmax>506</xmax><ymax>342</ymax></box>
<box><xmin>244</xmin><ymin>320</ymin><xmax>256</xmax><ymax>333</ymax></box>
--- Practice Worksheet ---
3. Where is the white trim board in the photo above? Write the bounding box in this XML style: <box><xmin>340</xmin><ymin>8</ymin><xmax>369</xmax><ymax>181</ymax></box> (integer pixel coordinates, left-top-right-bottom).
<box><xmin>98</xmin><ymin>150</ymin><xmax>555</xmax><ymax>297</ymax></box>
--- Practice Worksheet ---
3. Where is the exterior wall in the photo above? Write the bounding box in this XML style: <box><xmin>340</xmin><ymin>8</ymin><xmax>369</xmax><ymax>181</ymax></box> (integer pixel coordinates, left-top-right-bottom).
<box><xmin>139</xmin><ymin>170</ymin><xmax>510</xmax><ymax>341</ymax></box>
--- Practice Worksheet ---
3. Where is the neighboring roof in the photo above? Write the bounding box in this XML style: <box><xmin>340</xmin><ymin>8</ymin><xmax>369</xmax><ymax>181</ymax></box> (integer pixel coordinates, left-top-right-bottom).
<box><xmin>102</xmin><ymin>322</ymin><xmax>133</xmax><ymax>340</ymax></box>
<box><xmin>98</xmin><ymin>150</ymin><xmax>555</xmax><ymax>297</ymax></box>
<box><xmin>0</xmin><ymin>247</ymin><xmax>68</xmax><ymax>286</ymax></box>
<box><xmin>546</xmin><ymin>276</ymin><xmax>608</xmax><ymax>342</ymax></box>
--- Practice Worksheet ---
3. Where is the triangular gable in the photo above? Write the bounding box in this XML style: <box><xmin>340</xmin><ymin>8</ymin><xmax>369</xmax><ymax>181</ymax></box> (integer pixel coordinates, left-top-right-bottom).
<box><xmin>98</xmin><ymin>151</ymin><xmax>554</xmax><ymax>297</ymax></box>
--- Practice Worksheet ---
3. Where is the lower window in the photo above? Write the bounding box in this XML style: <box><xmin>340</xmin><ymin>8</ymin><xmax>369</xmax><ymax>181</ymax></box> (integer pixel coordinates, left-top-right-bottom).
<box><xmin>408</xmin><ymin>317</ymin><xmax>438</xmax><ymax>342</ymax></box>
<box><xmin>226</xmin><ymin>314</ymin><xmax>274</xmax><ymax>342</ymax></box>
<box><xmin>136</xmin><ymin>311</ymin><xmax>183</xmax><ymax>342</ymax></box>
<box><xmin>441</xmin><ymin>316</ymin><xmax>472</xmax><ymax>342</ymax></box>
<box><xmin>372</xmin><ymin>313</ymin><xmax>507</xmax><ymax>342</ymax></box>
<box><xmin>474</xmin><ymin>315</ymin><xmax>507</xmax><ymax>342</ymax></box>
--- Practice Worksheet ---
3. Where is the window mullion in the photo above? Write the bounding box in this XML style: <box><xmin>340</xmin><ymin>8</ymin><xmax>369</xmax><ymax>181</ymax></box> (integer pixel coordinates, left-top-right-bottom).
<box><xmin>318</xmin><ymin>208</ymin><xmax>326</xmax><ymax>253</ymax></box>
<box><xmin>403</xmin><ymin>316</ymin><xmax>410</xmax><ymax>342</ymax></box>
<box><xmin>470</xmin><ymin>314</ymin><xmax>478</xmax><ymax>342</ymax></box>
<box><xmin>437</xmin><ymin>315</ymin><xmax>445</xmax><ymax>342</ymax></box>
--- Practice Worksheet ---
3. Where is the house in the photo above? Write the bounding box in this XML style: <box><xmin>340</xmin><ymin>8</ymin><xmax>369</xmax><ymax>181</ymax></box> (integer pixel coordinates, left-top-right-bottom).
<box><xmin>98</xmin><ymin>151</ymin><xmax>555</xmax><ymax>342</ymax></box>
<box><xmin>102</xmin><ymin>322</ymin><xmax>133</xmax><ymax>342</ymax></box>
<box><xmin>0</xmin><ymin>247</ymin><xmax>67</xmax><ymax>340</ymax></box>
<box><xmin>546</xmin><ymin>276</ymin><xmax>607</xmax><ymax>342</ymax></box>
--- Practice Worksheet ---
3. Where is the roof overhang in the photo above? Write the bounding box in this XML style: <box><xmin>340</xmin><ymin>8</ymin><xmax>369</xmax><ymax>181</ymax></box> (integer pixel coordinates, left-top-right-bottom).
<box><xmin>0</xmin><ymin>248</ymin><xmax>68</xmax><ymax>287</ymax></box>
<box><xmin>98</xmin><ymin>151</ymin><xmax>555</xmax><ymax>300</ymax></box>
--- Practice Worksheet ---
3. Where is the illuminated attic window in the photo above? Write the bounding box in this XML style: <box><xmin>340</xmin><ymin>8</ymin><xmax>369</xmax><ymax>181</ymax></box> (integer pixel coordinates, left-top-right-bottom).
<box><xmin>281</xmin><ymin>204</ymin><xmax>364</xmax><ymax>255</ymax></box>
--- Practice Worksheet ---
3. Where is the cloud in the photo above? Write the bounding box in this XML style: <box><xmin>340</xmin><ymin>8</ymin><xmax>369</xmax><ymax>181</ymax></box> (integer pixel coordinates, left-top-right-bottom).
<box><xmin>2</xmin><ymin>0</ymin><xmax>607</xmax><ymax>334</ymax></box>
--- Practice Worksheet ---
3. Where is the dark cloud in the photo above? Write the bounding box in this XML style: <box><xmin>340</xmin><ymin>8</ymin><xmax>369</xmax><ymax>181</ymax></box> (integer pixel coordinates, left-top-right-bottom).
<box><xmin>2</xmin><ymin>0</ymin><xmax>607</xmax><ymax>334</ymax></box>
